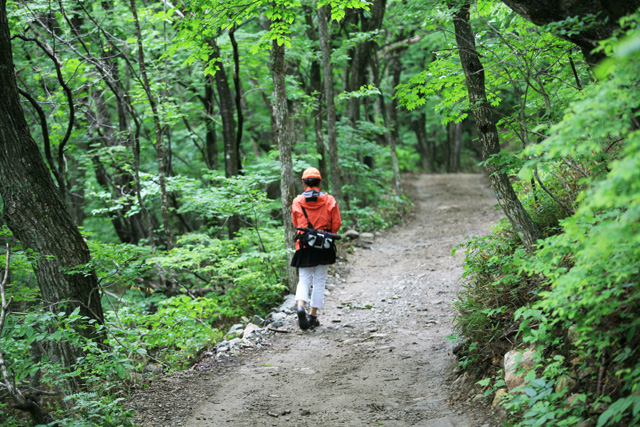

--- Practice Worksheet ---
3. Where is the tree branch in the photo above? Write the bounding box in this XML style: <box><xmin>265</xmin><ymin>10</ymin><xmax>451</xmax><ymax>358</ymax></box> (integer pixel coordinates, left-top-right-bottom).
<box><xmin>17</xmin><ymin>87</ymin><xmax>56</xmax><ymax>183</ymax></box>
<box><xmin>534</xmin><ymin>167</ymin><xmax>574</xmax><ymax>216</ymax></box>
<box><xmin>13</xmin><ymin>34</ymin><xmax>71</xmax><ymax>194</ymax></box>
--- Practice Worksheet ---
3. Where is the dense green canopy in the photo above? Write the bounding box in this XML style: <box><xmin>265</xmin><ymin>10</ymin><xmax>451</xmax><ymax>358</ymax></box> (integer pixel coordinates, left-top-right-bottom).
<box><xmin>0</xmin><ymin>0</ymin><xmax>639</xmax><ymax>425</ymax></box>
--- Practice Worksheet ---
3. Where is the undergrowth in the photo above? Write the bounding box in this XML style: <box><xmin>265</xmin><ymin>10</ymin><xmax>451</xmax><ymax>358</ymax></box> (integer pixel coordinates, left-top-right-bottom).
<box><xmin>1</xmin><ymin>160</ymin><xmax>410</xmax><ymax>425</ymax></box>
<box><xmin>453</xmin><ymin>16</ymin><xmax>640</xmax><ymax>427</ymax></box>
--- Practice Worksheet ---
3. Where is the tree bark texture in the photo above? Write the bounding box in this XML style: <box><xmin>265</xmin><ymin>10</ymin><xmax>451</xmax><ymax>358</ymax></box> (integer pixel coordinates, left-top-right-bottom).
<box><xmin>499</xmin><ymin>0</ymin><xmax>640</xmax><ymax>65</ymax></box>
<box><xmin>317</xmin><ymin>6</ymin><xmax>344</xmax><ymax>209</ymax></box>
<box><xmin>0</xmin><ymin>0</ymin><xmax>104</xmax><ymax>380</ymax></box>
<box><xmin>453</xmin><ymin>3</ymin><xmax>542</xmax><ymax>249</ymax></box>
<box><xmin>270</xmin><ymin>40</ymin><xmax>298</xmax><ymax>293</ymax></box>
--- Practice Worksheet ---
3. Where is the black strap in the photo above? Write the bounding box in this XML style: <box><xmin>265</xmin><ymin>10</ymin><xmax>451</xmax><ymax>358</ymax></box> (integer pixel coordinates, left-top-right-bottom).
<box><xmin>300</xmin><ymin>206</ymin><xmax>314</xmax><ymax>229</ymax></box>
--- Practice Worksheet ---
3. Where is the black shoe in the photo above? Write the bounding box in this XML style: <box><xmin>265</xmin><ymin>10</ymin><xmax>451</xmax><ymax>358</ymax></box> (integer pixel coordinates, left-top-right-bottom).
<box><xmin>297</xmin><ymin>306</ymin><xmax>310</xmax><ymax>330</ymax></box>
<box><xmin>307</xmin><ymin>315</ymin><xmax>320</xmax><ymax>329</ymax></box>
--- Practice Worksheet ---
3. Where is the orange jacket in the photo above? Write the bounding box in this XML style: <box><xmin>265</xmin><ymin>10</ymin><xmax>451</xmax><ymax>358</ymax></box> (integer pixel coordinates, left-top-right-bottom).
<box><xmin>292</xmin><ymin>187</ymin><xmax>342</xmax><ymax>250</ymax></box>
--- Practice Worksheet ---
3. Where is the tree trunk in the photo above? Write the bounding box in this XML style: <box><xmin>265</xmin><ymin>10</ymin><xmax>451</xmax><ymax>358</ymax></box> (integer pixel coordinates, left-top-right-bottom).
<box><xmin>89</xmin><ymin>86</ymin><xmax>147</xmax><ymax>244</ymax></box>
<box><xmin>385</xmin><ymin>52</ymin><xmax>404</xmax><ymax>194</ymax></box>
<box><xmin>447</xmin><ymin>121</ymin><xmax>462</xmax><ymax>173</ymax></box>
<box><xmin>0</xmin><ymin>0</ymin><xmax>104</xmax><ymax>386</ymax></box>
<box><xmin>304</xmin><ymin>8</ymin><xmax>328</xmax><ymax>183</ymax></box>
<box><xmin>346</xmin><ymin>0</ymin><xmax>387</xmax><ymax>123</ymax></box>
<box><xmin>208</xmin><ymin>38</ymin><xmax>240</xmax><ymax>238</ymax></box>
<box><xmin>228</xmin><ymin>28</ymin><xmax>244</xmax><ymax>174</ymax></box>
<box><xmin>452</xmin><ymin>3</ymin><xmax>541</xmax><ymax>249</ymax></box>
<box><xmin>317</xmin><ymin>6</ymin><xmax>344</xmax><ymax>208</ymax></box>
<box><xmin>204</xmin><ymin>75</ymin><xmax>219</xmax><ymax>170</ymax></box>
<box><xmin>271</xmin><ymin>40</ymin><xmax>298</xmax><ymax>293</ymax></box>
<box><xmin>311</xmin><ymin>64</ymin><xmax>328</xmax><ymax>183</ymax></box>
<box><xmin>129</xmin><ymin>0</ymin><xmax>173</xmax><ymax>250</ymax></box>
<box><xmin>208</xmin><ymin>39</ymin><xmax>238</xmax><ymax>179</ymax></box>
<box><xmin>370</xmin><ymin>49</ymin><xmax>402</xmax><ymax>195</ymax></box>
<box><xmin>411</xmin><ymin>113</ymin><xmax>434</xmax><ymax>172</ymax></box>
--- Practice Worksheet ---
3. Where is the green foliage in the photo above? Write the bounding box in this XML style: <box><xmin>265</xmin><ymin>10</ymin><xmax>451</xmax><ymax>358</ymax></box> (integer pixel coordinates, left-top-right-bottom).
<box><xmin>3</xmin><ymin>0</ymin><xmax>462</xmax><ymax>424</ymax></box>
<box><xmin>57</xmin><ymin>393</ymin><xmax>135</xmax><ymax>427</ymax></box>
<box><xmin>110</xmin><ymin>294</ymin><xmax>225</xmax><ymax>367</ymax></box>
<box><xmin>453</xmin><ymin>219</ymin><xmax>541</xmax><ymax>372</ymax></box>
<box><xmin>335</xmin><ymin>118</ymin><xmax>413</xmax><ymax>230</ymax></box>
<box><xmin>0</xmin><ymin>307</ymin><xmax>135</xmax><ymax>426</ymax></box>
<box><xmin>454</xmin><ymin>11</ymin><xmax>640</xmax><ymax>427</ymax></box>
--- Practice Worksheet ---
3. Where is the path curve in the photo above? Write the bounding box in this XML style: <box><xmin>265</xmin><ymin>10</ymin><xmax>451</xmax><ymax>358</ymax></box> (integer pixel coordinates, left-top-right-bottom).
<box><xmin>132</xmin><ymin>173</ymin><xmax>503</xmax><ymax>426</ymax></box>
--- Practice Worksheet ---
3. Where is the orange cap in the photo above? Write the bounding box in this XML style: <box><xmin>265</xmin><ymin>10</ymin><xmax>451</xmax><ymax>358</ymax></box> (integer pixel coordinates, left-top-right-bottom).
<box><xmin>302</xmin><ymin>167</ymin><xmax>322</xmax><ymax>180</ymax></box>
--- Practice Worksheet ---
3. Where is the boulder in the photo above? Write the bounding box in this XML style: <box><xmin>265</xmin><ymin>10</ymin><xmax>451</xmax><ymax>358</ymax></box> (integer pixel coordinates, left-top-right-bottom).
<box><xmin>503</xmin><ymin>348</ymin><xmax>536</xmax><ymax>391</ymax></box>
<box><xmin>228</xmin><ymin>337</ymin><xmax>245</xmax><ymax>348</ymax></box>
<box><xmin>271</xmin><ymin>312</ymin><xmax>287</xmax><ymax>322</ymax></box>
<box><xmin>243</xmin><ymin>323</ymin><xmax>262</xmax><ymax>339</ymax></box>
<box><xmin>227</xmin><ymin>323</ymin><xmax>244</xmax><ymax>339</ymax></box>
<box><xmin>277</xmin><ymin>295</ymin><xmax>297</xmax><ymax>313</ymax></box>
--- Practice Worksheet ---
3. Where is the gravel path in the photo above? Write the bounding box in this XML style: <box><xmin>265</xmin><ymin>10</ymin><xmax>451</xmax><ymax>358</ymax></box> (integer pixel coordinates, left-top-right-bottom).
<box><xmin>129</xmin><ymin>173</ymin><xmax>503</xmax><ymax>426</ymax></box>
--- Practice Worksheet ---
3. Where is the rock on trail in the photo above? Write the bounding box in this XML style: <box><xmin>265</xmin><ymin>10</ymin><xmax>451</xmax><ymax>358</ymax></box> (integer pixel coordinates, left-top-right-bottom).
<box><xmin>130</xmin><ymin>173</ymin><xmax>504</xmax><ymax>426</ymax></box>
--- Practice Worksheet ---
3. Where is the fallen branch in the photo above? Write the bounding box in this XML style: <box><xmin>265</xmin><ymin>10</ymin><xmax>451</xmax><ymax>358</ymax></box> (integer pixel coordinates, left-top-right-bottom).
<box><xmin>267</xmin><ymin>326</ymin><xmax>290</xmax><ymax>334</ymax></box>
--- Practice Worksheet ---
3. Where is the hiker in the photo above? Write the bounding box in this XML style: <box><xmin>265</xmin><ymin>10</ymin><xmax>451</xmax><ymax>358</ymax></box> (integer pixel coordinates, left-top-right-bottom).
<box><xmin>291</xmin><ymin>167</ymin><xmax>342</xmax><ymax>330</ymax></box>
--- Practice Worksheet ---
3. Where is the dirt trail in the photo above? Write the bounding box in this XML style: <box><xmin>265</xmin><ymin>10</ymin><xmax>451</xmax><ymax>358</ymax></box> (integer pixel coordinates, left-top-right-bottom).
<box><xmin>131</xmin><ymin>173</ymin><xmax>503</xmax><ymax>426</ymax></box>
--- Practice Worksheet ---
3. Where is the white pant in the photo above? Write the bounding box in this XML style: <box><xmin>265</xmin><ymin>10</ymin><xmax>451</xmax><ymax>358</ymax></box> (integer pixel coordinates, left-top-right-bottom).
<box><xmin>295</xmin><ymin>265</ymin><xmax>329</xmax><ymax>308</ymax></box>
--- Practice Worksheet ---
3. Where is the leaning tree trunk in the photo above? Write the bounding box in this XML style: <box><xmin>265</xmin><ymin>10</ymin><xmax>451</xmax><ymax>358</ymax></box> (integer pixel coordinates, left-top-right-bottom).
<box><xmin>317</xmin><ymin>6</ymin><xmax>344</xmax><ymax>209</ymax></box>
<box><xmin>453</xmin><ymin>3</ymin><xmax>541</xmax><ymax>249</ymax></box>
<box><xmin>0</xmin><ymin>0</ymin><xmax>104</xmax><ymax>387</ymax></box>
<box><xmin>271</xmin><ymin>39</ymin><xmax>298</xmax><ymax>293</ymax></box>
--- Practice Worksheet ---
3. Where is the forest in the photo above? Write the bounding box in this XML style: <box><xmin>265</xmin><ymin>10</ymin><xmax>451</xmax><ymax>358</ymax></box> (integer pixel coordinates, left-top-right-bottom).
<box><xmin>0</xmin><ymin>0</ymin><xmax>639</xmax><ymax>425</ymax></box>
